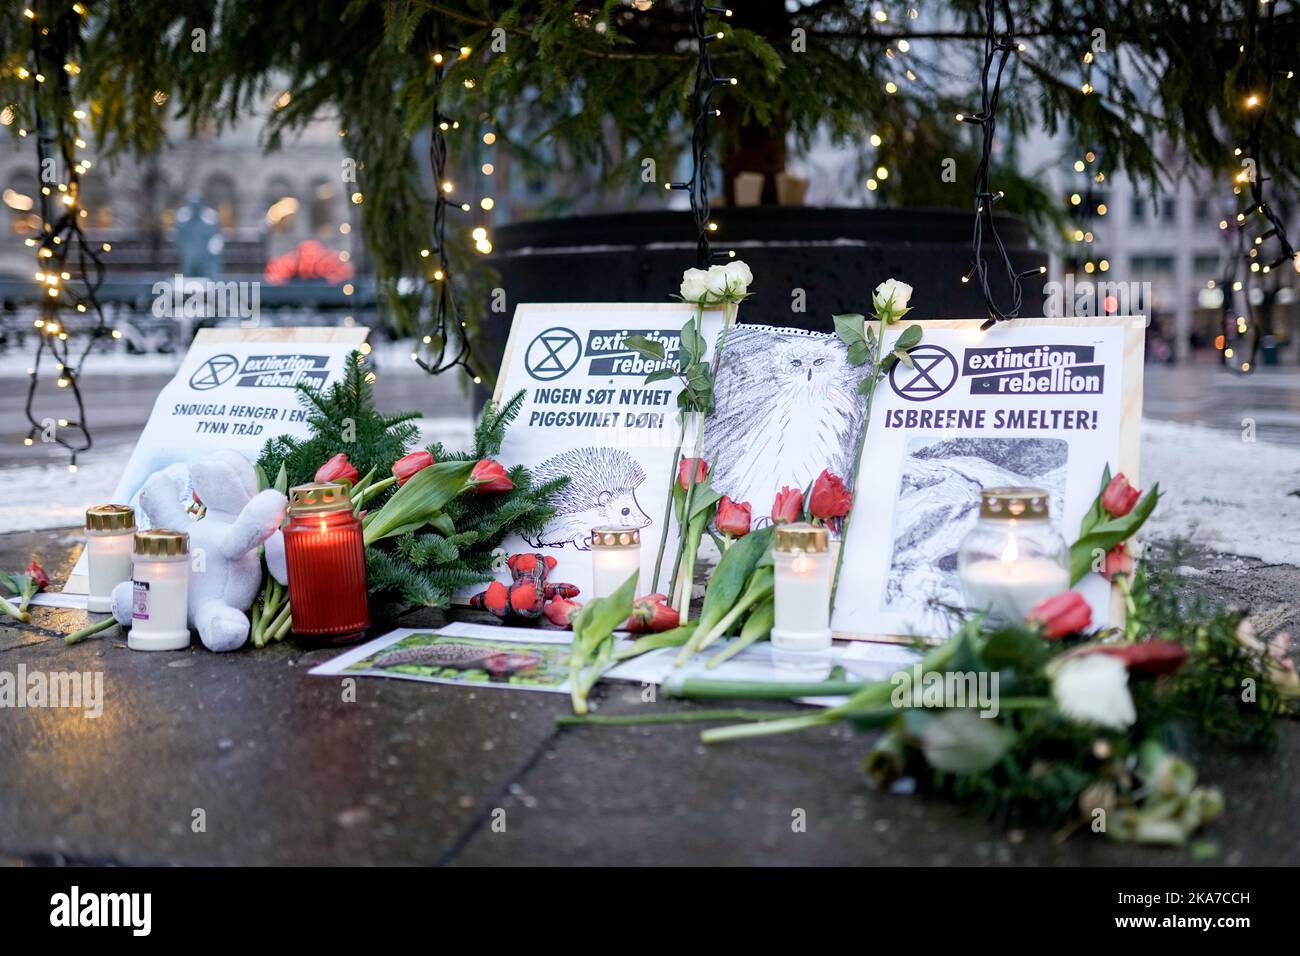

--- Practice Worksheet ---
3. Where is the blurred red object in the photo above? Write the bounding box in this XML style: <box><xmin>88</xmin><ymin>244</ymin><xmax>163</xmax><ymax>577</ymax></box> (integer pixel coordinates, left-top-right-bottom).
<box><xmin>264</xmin><ymin>240</ymin><xmax>354</xmax><ymax>285</ymax></box>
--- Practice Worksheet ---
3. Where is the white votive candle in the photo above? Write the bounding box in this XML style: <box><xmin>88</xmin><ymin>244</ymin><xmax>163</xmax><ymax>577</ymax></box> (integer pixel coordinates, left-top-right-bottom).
<box><xmin>772</xmin><ymin>522</ymin><xmax>833</xmax><ymax>651</ymax></box>
<box><xmin>85</xmin><ymin>504</ymin><xmax>136</xmax><ymax>612</ymax></box>
<box><xmin>590</xmin><ymin>526</ymin><xmax>641</xmax><ymax>600</ymax></box>
<box><xmin>128</xmin><ymin>529</ymin><xmax>191</xmax><ymax>652</ymax></box>
<box><xmin>960</xmin><ymin>556</ymin><xmax>1070</xmax><ymax>623</ymax></box>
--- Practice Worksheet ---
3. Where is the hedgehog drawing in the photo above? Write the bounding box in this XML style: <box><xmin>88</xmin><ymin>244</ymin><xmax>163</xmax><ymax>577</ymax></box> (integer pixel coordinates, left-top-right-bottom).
<box><xmin>521</xmin><ymin>446</ymin><xmax>652</xmax><ymax>550</ymax></box>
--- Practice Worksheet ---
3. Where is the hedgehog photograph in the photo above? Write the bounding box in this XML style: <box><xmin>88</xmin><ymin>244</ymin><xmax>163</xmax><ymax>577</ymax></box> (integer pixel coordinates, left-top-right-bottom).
<box><xmin>520</xmin><ymin>446</ymin><xmax>653</xmax><ymax>550</ymax></box>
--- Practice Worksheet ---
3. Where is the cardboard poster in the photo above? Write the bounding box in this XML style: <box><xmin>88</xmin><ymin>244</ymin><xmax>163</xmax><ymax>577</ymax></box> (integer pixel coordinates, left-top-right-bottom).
<box><xmin>832</xmin><ymin>316</ymin><xmax>1144</xmax><ymax>640</ymax></box>
<box><xmin>62</xmin><ymin>327</ymin><xmax>370</xmax><ymax>595</ymax></box>
<box><xmin>492</xmin><ymin>303</ymin><xmax>725</xmax><ymax>598</ymax></box>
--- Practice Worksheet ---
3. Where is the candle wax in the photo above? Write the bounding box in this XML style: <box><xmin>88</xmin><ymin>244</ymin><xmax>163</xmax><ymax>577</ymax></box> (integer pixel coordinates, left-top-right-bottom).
<box><xmin>960</xmin><ymin>556</ymin><xmax>1069</xmax><ymax>623</ymax></box>
<box><xmin>87</xmin><ymin>530</ymin><xmax>134</xmax><ymax>612</ymax></box>
<box><xmin>591</xmin><ymin>547</ymin><xmax>640</xmax><ymax>601</ymax></box>
<box><xmin>772</xmin><ymin>550</ymin><xmax>833</xmax><ymax>651</ymax></box>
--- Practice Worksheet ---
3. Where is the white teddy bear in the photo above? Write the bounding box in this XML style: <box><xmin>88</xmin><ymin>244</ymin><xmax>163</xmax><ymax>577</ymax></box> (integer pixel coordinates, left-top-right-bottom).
<box><xmin>112</xmin><ymin>450</ymin><xmax>288</xmax><ymax>652</ymax></box>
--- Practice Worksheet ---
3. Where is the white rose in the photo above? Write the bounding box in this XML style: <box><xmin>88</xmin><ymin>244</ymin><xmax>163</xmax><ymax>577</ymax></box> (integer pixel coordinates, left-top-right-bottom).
<box><xmin>1052</xmin><ymin>653</ymin><xmax>1136</xmax><ymax>730</ymax></box>
<box><xmin>679</xmin><ymin>267</ymin><xmax>711</xmax><ymax>303</ymax></box>
<box><xmin>873</xmin><ymin>277</ymin><xmax>914</xmax><ymax>322</ymax></box>
<box><xmin>704</xmin><ymin>264</ymin><xmax>733</xmax><ymax>301</ymax></box>
<box><xmin>723</xmin><ymin>259</ymin><xmax>753</xmax><ymax>294</ymax></box>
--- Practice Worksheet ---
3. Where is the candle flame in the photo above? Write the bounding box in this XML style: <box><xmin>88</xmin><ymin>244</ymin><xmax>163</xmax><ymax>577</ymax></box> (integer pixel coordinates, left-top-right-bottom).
<box><xmin>1001</xmin><ymin>535</ymin><xmax>1019</xmax><ymax>564</ymax></box>
<box><xmin>792</xmin><ymin>554</ymin><xmax>811</xmax><ymax>574</ymax></box>
<box><xmin>319</xmin><ymin>520</ymin><xmax>328</xmax><ymax>534</ymax></box>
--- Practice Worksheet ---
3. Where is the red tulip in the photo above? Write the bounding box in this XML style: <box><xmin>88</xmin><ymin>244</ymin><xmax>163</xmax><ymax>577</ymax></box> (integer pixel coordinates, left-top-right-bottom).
<box><xmin>392</xmin><ymin>450</ymin><xmax>435</xmax><ymax>486</ymax></box>
<box><xmin>625</xmin><ymin>593</ymin><xmax>680</xmax><ymax>633</ymax></box>
<box><xmin>716</xmin><ymin>496</ymin><xmax>752</xmax><ymax>537</ymax></box>
<box><xmin>808</xmin><ymin>469</ymin><xmax>853</xmax><ymax>520</ymax></box>
<box><xmin>771</xmin><ymin>486</ymin><xmax>803</xmax><ymax>525</ymax></box>
<box><xmin>1094</xmin><ymin>639</ymin><xmax>1187</xmax><ymax>676</ymax></box>
<box><xmin>25</xmin><ymin>559</ymin><xmax>49</xmax><ymax>592</ymax></box>
<box><xmin>1101</xmin><ymin>472</ymin><xmax>1141</xmax><ymax>518</ymax></box>
<box><xmin>316</xmin><ymin>452</ymin><xmax>360</xmax><ymax>487</ymax></box>
<box><xmin>544</xmin><ymin>597</ymin><xmax>583</xmax><ymax>629</ymax></box>
<box><xmin>677</xmin><ymin>457</ymin><xmax>709</xmax><ymax>491</ymax></box>
<box><xmin>1026</xmin><ymin>591</ymin><xmax>1093</xmax><ymax>639</ymax></box>
<box><xmin>470</xmin><ymin>458</ymin><xmax>514</xmax><ymax>494</ymax></box>
<box><xmin>1100</xmin><ymin>543</ymin><xmax>1133</xmax><ymax>582</ymax></box>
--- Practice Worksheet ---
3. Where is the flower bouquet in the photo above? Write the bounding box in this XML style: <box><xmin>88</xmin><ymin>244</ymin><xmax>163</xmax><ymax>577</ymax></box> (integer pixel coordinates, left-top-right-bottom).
<box><xmin>247</xmin><ymin>352</ymin><xmax>567</xmax><ymax>644</ymax></box>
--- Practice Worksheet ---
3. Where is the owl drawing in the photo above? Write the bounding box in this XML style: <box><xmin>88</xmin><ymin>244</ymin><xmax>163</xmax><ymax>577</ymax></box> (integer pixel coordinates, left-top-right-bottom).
<box><xmin>704</xmin><ymin>327</ymin><xmax>865</xmax><ymax>516</ymax></box>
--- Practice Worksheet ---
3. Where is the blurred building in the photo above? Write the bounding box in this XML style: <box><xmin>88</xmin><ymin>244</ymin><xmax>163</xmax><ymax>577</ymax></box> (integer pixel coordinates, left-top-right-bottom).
<box><xmin>0</xmin><ymin>110</ymin><xmax>356</xmax><ymax>280</ymax></box>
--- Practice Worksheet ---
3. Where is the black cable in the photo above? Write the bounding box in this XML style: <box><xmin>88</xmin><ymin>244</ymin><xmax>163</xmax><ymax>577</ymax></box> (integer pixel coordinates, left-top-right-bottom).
<box><xmin>666</xmin><ymin>3</ymin><xmax>734</xmax><ymax>268</ymax></box>
<box><xmin>1236</xmin><ymin>0</ymin><xmax>1295</xmax><ymax>371</ymax></box>
<box><xmin>21</xmin><ymin>4</ymin><xmax>109</xmax><ymax>471</ymax></box>
<box><xmin>964</xmin><ymin>0</ymin><xmax>1040</xmax><ymax>331</ymax></box>
<box><xmin>414</xmin><ymin>33</ymin><xmax>473</xmax><ymax>376</ymax></box>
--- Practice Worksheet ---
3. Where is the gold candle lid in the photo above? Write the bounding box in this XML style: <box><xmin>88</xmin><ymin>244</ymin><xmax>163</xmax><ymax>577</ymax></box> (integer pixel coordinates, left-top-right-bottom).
<box><xmin>591</xmin><ymin>526</ymin><xmax>641</xmax><ymax>548</ymax></box>
<box><xmin>134</xmin><ymin>528</ymin><xmax>189</xmax><ymax>557</ymax></box>
<box><xmin>979</xmin><ymin>486</ymin><xmax>1050</xmax><ymax>520</ymax></box>
<box><xmin>774</xmin><ymin>522</ymin><xmax>830</xmax><ymax>554</ymax></box>
<box><xmin>288</xmin><ymin>482</ymin><xmax>354</xmax><ymax>516</ymax></box>
<box><xmin>86</xmin><ymin>503</ymin><xmax>136</xmax><ymax>531</ymax></box>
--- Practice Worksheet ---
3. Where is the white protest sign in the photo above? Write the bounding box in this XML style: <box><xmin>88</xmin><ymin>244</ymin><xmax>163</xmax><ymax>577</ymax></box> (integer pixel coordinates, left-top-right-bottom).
<box><xmin>63</xmin><ymin>327</ymin><xmax>370</xmax><ymax>594</ymax></box>
<box><xmin>492</xmin><ymin>303</ymin><xmax>724</xmax><ymax>599</ymax></box>
<box><xmin>832</xmin><ymin>315</ymin><xmax>1144</xmax><ymax>640</ymax></box>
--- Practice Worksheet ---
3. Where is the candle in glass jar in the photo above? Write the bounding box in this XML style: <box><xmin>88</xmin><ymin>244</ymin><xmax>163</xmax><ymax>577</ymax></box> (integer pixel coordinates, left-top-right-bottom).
<box><xmin>128</xmin><ymin>529</ymin><xmax>191</xmax><ymax>651</ymax></box>
<box><xmin>590</xmin><ymin>526</ymin><xmax>641</xmax><ymax>601</ymax></box>
<box><xmin>284</xmin><ymin>482</ymin><xmax>369</xmax><ymax>644</ymax></box>
<box><xmin>85</xmin><ymin>504</ymin><xmax>136</xmax><ymax>612</ymax></box>
<box><xmin>771</xmin><ymin>522</ymin><xmax>833</xmax><ymax>651</ymax></box>
<box><xmin>957</xmin><ymin>487</ymin><xmax>1069</xmax><ymax>624</ymax></box>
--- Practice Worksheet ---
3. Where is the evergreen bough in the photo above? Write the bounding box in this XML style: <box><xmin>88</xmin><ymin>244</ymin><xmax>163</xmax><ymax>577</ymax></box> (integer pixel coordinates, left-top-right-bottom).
<box><xmin>257</xmin><ymin>352</ymin><xmax>567</xmax><ymax>621</ymax></box>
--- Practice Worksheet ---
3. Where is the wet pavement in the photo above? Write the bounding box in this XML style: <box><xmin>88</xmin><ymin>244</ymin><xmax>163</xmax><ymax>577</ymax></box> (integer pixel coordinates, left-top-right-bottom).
<box><xmin>1</xmin><ymin>530</ymin><xmax>1297</xmax><ymax>866</ymax></box>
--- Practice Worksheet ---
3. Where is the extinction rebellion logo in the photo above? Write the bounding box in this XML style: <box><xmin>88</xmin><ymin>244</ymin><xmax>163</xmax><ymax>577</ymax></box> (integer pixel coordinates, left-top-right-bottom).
<box><xmin>525</xmin><ymin>327</ymin><xmax>683</xmax><ymax>381</ymax></box>
<box><xmin>888</xmin><ymin>344</ymin><xmax>959</xmax><ymax>402</ymax></box>
<box><xmin>963</xmin><ymin>344</ymin><xmax>1104</xmax><ymax>395</ymax></box>
<box><xmin>188</xmin><ymin>354</ymin><xmax>330</xmax><ymax>391</ymax></box>
<box><xmin>525</xmin><ymin>327</ymin><xmax>583</xmax><ymax>381</ymax></box>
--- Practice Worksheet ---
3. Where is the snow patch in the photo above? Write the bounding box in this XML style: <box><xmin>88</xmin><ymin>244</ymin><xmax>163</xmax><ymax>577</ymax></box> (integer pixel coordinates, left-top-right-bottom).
<box><xmin>1142</xmin><ymin>419</ymin><xmax>1300</xmax><ymax>567</ymax></box>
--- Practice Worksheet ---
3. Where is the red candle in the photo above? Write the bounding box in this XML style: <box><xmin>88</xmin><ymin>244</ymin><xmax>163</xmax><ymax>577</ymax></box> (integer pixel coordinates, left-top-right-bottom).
<box><xmin>284</xmin><ymin>482</ymin><xmax>369</xmax><ymax>644</ymax></box>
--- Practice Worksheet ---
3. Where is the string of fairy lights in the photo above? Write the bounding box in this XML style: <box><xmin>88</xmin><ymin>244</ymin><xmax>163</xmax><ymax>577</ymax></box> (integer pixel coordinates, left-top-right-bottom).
<box><xmin>1215</xmin><ymin>0</ymin><xmax>1298</xmax><ymax>373</ymax></box>
<box><xmin>407</xmin><ymin>34</ymin><xmax>493</xmax><ymax>378</ymax></box>
<box><xmin>955</xmin><ymin>0</ymin><xmax>1043</xmax><ymax>331</ymax></box>
<box><xmin>15</xmin><ymin>2</ymin><xmax>115</xmax><ymax>472</ymax></box>
<box><xmin>665</xmin><ymin>1</ymin><xmax>736</xmax><ymax>268</ymax></box>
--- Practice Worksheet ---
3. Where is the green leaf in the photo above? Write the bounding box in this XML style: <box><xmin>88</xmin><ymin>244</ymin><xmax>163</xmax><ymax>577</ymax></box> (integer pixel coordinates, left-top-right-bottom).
<box><xmin>833</xmin><ymin>313</ymin><xmax>866</xmax><ymax>348</ymax></box>
<box><xmin>894</xmin><ymin>324</ymin><xmax>923</xmax><ymax>350</ymax></box>
<box><xmin>363</xmin><ymin>459</ymin><xmax>475</xmax><ymax>546</ymax></box>
<box><xmin>695</xmin><ymin>526</ymin><xmax>776</xmax><ymax>636</ymax></box>
<box><xmin>623</xmin><ymin>334</ymin><xmax>666</xmax><ymax>361</ymax></box>
<box><xmin>857</xmin><ymin>376</ymin><xmax>875</xmax><ymax>395</ymax></box>
<box><xmin>1068</xmin><ymin>484</ymin><xmax>1161</xmax><ymax>584</ymax></box>
<box><xmin>892</xmin><ymin>348</ymin><xmax>914</xmax><ymax>369</ymax></box>
<box><xmin>846</xmin><ymin>340</ymin><xmax>870</xmax><ymax>366</ymax></box>
<box><xmin>573</xmin><ymin>571</ymin><xmax>638</xmax><ymax>649</ymax></box>
<box><xmin>644</xmin><ymin>367</ymin><xmax>677</xmax><ymax>384</ymax></box>
<box><xmin>274</xmin><ymin>463</ymin><xmax>289</xmax><ymax>495</ymax></box>
<box><xmin>881</xmin><ymin>352</ymin><xmax>899</xmax><ymax>371</ymax></box>
<box><xmin>1078</xmin><ymin>464</ymin><xmax>1113</xmax><ymax>538</ymax></box>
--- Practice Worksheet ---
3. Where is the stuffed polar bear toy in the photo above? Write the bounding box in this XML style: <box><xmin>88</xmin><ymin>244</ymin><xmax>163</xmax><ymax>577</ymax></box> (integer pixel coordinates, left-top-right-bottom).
<box><xmin>111</xmin><ymin>450</ymin><xmax>288</xmax><ymax>652</ymax></box>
